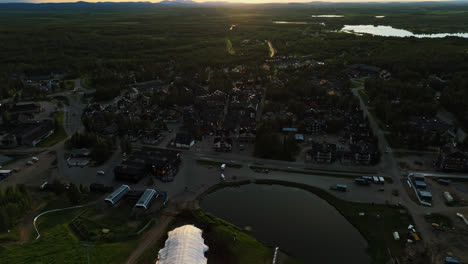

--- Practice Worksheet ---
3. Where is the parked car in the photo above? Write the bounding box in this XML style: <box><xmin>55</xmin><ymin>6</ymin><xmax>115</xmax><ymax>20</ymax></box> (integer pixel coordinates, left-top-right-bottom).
<box><xmin>220</xmin><ymin>174</ymin><xmax>226</xmax><ymax>181</ymax></box>
<box><xmin>32</xmin><ymin>157</ymin><xmax>39</xmax><ymax>162</ymax></box>
<box><xmin>97</xmin><ymin>171</ymin><xmax>105</xmax><ymax>176</ymax></box>
<box><xmin>26</xmin><ymin>161</ymin><xmax>34</xmax><ymax>166</ymax></box>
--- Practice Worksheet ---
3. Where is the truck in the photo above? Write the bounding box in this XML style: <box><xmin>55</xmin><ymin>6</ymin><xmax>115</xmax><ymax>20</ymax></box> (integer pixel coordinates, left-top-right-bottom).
<box><xmin>331</xmin><ymin>184</ymin><xmax>347</xmax><ymax>192</ymax></box>
<box><xmin>354</xmin><ymin>178</ymin><xmax>370</xmax><ymax>185</ymax></box>
<box><xmin>378</xmin><ymin>177</ymin><xmax>385</xmax><ymax>184</ymax></box>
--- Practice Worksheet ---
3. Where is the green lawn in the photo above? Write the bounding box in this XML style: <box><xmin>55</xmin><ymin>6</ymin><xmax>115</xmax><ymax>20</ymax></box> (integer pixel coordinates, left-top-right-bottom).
<box><xmin>193</xmin><ymin>208</ymin><xmax>272</xmax><ymax>264</ymax></box>
<box><xmin>36</xmin><ymin>111</ymin><xmax>67</xmax><ymax>148</ymax></box>
<box><xmin>0</xmin><ymin>208</ymin><xmax>138</xmax><ymax>264</ymax></box>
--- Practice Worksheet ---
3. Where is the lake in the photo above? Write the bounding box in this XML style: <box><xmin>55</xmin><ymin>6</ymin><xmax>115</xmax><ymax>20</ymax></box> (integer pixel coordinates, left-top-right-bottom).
<box><xmin>200</xmin><ymin>184</ymin><xmax>370</xmax><ymax>263</ymax></box>
<box><xmin>341</xmin><ymin>25</ymin><xmax>468</xmax><ymax>38</ymax></box>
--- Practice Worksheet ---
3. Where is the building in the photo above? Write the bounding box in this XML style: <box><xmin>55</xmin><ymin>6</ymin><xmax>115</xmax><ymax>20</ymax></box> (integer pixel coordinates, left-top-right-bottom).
<box><xmin>114</xmin><ymin>161</ymin><xmax>147</xmax><ymax>182</ymax></box>
<box><xmin>135</xmin><ymin>189</ymin><xmax>158</xmax><ymax>209</ymax></box>
<box><xmin>0</xmin><ymin>170</ymin><xmax>12</xmax><ymax>180</ymax></box>
<box><xmin>308</xmin><ymin>142</ymin><xmax>336</xmax><ymax>163</ymax></box>
<box><xmin>437</xmin><ymin>146</ymin><xmax>468</xmax><ymax>172</ymax></box>
<box><xmin>70</xmin><ymin>148</ymin><xmax>90</xmax><ymax>158</ymax></box>
<box><xmin>7</xmin><ymin>103</ymin><xmax>41</xmax><ymax>117</ymax></box>
<box><xmin>213</xmin><ymin>137</ymin><xmax>232</xmax><ymax>152</ymax></box>
<box><xmin>157</xmin><ymin>225</ymin><xmax>209</xmax><ymax>264</ymax></box>
<box><xmin>115</xmin><ymin>147</ymin><xmax>181</xmax><ymax>182</ymax></box>
<box><xmin>174</xmin><ymin>133</ymin><xmax>195</xmax><ymax>149</ymax></box>
<box><xmin>104</xmin><ymin>185</ymin><xmax>131</xmax><ymax>205</ymax></box>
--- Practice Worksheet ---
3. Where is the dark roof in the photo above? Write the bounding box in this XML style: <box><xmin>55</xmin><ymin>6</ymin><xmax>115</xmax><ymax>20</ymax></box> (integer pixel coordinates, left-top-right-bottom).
<box><xmin>8</xmin><ymin>103</ymin><xmax>40</xmax><ymax>114</ymax></box>
<box><xmin>175</xmin><ymin>133</ymin><xmax>194</xmax><ymax>145</ymax></box>
<box><xmin>13</xmin><ymin>120</ymin><xmax>54</xmax><ymax>145</ymax></box>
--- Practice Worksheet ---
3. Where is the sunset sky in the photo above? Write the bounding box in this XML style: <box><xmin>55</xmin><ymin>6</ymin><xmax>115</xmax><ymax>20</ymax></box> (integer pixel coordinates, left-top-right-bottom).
<box><xmin>0</xmin><ymin>0</ymin><xmax>455</xmax><ymax>3</ymax></box>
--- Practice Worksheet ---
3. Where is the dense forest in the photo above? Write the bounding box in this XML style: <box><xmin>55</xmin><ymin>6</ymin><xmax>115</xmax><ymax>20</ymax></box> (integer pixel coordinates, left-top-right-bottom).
<box><xmin>0</xmin><ymin>2</ymin><xmax>468</xmax><ymax>128</ymax></box>
<box><xmin>0</xmin><ymin>184</ymin><xmax>32</xmax><ymax>231</ymax></box>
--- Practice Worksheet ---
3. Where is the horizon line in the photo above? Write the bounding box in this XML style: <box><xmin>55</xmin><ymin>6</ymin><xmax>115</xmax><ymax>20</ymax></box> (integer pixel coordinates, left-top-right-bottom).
<box><xmin>0</xmin><ymin>0</ymin><xmax>464</xmax><ymax>4</ymax></box>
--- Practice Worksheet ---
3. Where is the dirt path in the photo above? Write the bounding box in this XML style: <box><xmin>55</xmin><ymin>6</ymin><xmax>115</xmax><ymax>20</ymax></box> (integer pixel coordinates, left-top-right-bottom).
<box><xmin>125</xmin><ymin>214</ymin><xmax>174</xmax><ymax>264</ymax></box>
<box><xmin>125</xmin><ymin>200</ymin><xmax>196</xmax><ymax>264</ymax></box>
<box><xmin>267</xmin><ymin>41</ymin><xmax>276</xmax><ymax>57</ymax></box>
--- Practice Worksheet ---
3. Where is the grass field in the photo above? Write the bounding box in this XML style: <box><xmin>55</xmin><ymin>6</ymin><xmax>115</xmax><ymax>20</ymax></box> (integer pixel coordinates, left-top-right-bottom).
<box><xmin>36</xmin><ymin>111</ymin><xmax>67</xmax><ymax>148</ymax></box>
<box><xmin>0</xmin><ymin>208</ymin><xmax>139</xmax><ymax>264</ymax></box>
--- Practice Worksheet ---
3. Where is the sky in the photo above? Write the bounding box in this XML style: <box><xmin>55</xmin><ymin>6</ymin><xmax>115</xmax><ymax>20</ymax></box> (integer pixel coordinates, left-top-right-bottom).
<box><xmin>0</xmin><ymin>0</ymin><xmax>457</xmax><ymax>3</ymax></box>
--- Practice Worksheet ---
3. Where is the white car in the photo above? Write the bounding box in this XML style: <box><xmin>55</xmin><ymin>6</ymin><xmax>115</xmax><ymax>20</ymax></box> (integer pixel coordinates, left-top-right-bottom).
<box><xmin>220</xmin><ymin>174</ymin><xmax>226</xmax><ymax>181</ymax></box>
<box><xmin>97</xmin><ymin>171</ymin><xmax>105</xmax><ymax>176</ymax></box>
<box><xmin>32</xmin><ymin>157</ymin><xmax>39</xmax><ymax>162</ymax></box>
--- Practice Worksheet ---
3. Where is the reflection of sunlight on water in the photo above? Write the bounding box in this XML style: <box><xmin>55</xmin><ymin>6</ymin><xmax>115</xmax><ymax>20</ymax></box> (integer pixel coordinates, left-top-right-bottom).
<box><xmin>341</xmin><ymin>25</ymin><xmax>468</xmax><ymax>38</ymax></box>
<box><xmin>273</xmin><ymin>21</ymin><xmax>326</xmax><ymax>26</ymax></box>
<box><xmin>311</xmin><ymin>15</ymin><xmax>344</xmax><ymax>18</ymax></box>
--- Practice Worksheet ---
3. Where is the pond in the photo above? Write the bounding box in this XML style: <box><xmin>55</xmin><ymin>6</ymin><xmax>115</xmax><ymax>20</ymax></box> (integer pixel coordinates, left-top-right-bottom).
<box><xmin>341</xmin><ymin>25</ymin><xmax>468</xmax><ymax>38</ymax></box>
<box><xmin>200</xmin><ymin>184</ymin><xmax>370</xmax><ymax>263</ymax></box>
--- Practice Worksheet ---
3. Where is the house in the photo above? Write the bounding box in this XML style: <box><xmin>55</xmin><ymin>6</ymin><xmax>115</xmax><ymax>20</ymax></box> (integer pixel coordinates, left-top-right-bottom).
<box><xmin>12</xmin><ymin>120</ymin><xmax>54</xmax><ymax>146</ymax></box>
<box><xmin>7</xmin><ymin>103</ymin><xmax>41</xmax><ymax>118</ymax></box>
<box><xmin>239</xmin><ymin>127</ymin><xmax>256</xmax><ymax>143</ymax></box>
<box><xmin>175</xmin><ymin>133</ymin><xmax>195</xmax><ymax>149</ymax></box>
<box><xmin>437</xmin><ymin>146</ymin><xmax>468</xmax><ymax>172</ymax></box>
<box><xmin>295</xmin><ymin>134</ymin><xmax>305</xmax><ymax>142</ymax></box>
<box><xmin>121</xmin><ymin>147</ymin><xmax>181</xmax><ymax>182</ymax></box>
<box><xmin>304</xmin><ymin>119</ymin><xmax>326</xmax><ymax>134</ymax></box>
<box><xmin>214</xmin><ymin>137</ymin><xmax>233</xmax><ymax>152</ymax></box>
<box><xmin>70</xmin><ymin>148</ymin><xmax>90</xmax><ymax>158</ymax></box>
<box><xmin>308</xmin><ymin>142</ymin><xmax>337</xmax><ymax>163</ymax></box>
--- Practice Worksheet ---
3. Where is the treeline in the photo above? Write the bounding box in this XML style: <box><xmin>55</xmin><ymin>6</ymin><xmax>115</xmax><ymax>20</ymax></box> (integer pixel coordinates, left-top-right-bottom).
<box><xmin>0</xmin><ymin>184</ymin><xmax>32</xmax><ymax>231</ymax></box>
<box><xmin>66</xmin><ymin>132</ymin><xmax>115</xmax><ymax>164</ymax></box>
<box><xmin>440</xmin><ymin>72</ymin><xmax>468</xmax><ymax>129</ymax></box>
<box><xmin>365</xmin><ymin>78</ymin><xmax>438</xmax><ymax>125</ymax></box>
<box><xmin>47</xmin><ymin>180</ymin><xmax>90</xmax><ymax>205</ymax></box>
<box><xmin>254</xmin><ymin>119</ymin><xmax>299</xmax><ymax>161</ymax></box>
<box><xmin>364</xmin><ymin>78</ymin><xmax>442</xmax><ymax>149</ymax></box>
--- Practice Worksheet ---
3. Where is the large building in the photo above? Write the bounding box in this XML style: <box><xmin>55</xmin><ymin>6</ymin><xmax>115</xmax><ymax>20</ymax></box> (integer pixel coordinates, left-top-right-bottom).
<box><xmin>114</xmin><ymin>147</ymin><xmax>181</xmax><ymax>182</ymax></box>
<box><xmin>156</xmin><ymin>225</ymin><xmax>208</xmax><ymax>264</ymax></box>
<box><xmin>8</xmin><ymin>120</ymin><xmax>54</xmax><ymax>147</ymax></box>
